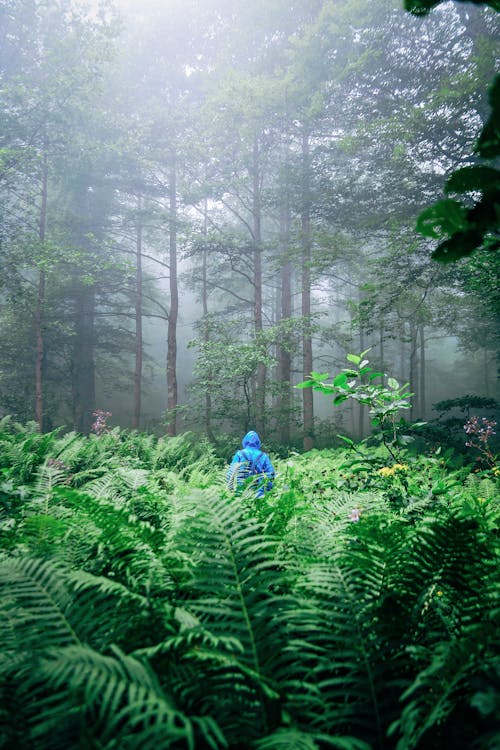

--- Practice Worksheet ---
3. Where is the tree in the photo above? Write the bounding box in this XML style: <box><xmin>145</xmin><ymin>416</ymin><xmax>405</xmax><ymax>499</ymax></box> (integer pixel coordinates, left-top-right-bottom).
<box><xmin>405</xmin><ymin>0</ymin><xmax>500</xmax><ymax>260</ymax></box>
<box><xmin>0</xmin><ymin>0</ymin><xmax>120</xmax><ymax>431</ymax></box>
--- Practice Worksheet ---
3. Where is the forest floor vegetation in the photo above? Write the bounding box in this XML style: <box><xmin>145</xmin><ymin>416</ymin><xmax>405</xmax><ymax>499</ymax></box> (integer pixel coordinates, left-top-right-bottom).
<box><xmin>0</xmin><ymin>418</ymin><xmax>498</xmax><ymax>750</ymax></box>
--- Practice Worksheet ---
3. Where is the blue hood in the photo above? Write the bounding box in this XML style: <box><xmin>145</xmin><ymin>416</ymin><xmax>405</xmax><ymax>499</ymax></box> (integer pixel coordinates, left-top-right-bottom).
<box><xmin>242</xmin><ymin>431</ymin><xmax>261</xmax><ymax>449</ymax></box>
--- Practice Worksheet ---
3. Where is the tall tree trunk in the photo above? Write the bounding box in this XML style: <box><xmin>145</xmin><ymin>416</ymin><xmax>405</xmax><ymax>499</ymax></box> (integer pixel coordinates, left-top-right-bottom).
<box><xmin>72</xmin><ymin>287</ymin><xmax>96</xmax><ymax>434</ymax></box>
<box><xmin>69</xmin><ymin>172</ymin><xmax>109</xmax><ymax>435</ymax></box>
<box><xmin>202</xmin><ymin>199</ymin><xmax>216</xmax><ymax>443</ymax></box>
<box><xmin>484</xmin><ymin>348</ymin><xmax>490</xmax><ymax>396</ymax></box>
<box><xmin>166</xmin><ymin>153</ymin><xmax>178</xmax><ymax>437</ymax></box>
<box><xmin>277</xmin><ymin>200</ymin><xmax>292</xmax><ymax>445</ymax></box>
<box><xmin>301</xmin><ymin>128</ymin><xmax>314</xmax><ymax>451</ymax></box>
<box><xmin>35</xmin><ymin>150</ymin><xmax>48</xmax><ymax>432</ymax></box>
<box><xmin>379</xmin><ymin>318</ymin><xmax>385</xmax><ymax>376</ymax></box>
<box><xmin>419</xmin><ymin>324</ymin><xmax>426</xmax><ymax>419</ymax></box>
<box><xmin>358</xmin><ymin>325</ymin><xmax>365</xmax><ymax>438</ymax></box>
<box><xmin>252</xmin><ymin>136</ymin><xmax>266</xmax><ymax>436</ymax></box>
<box><xmin>399</xmin><ymin>323</ymin><xmax>407</xmax><ymax>384</ymax></box>
<box><xmin>409</xmin><ymin>319</ymin><xmax>419</xmax><ymax>420</ymax></box>
<box><xmin>132</xmin><ymin>194</ymin><xmax>143</xmax><ymax>430</ymax></box>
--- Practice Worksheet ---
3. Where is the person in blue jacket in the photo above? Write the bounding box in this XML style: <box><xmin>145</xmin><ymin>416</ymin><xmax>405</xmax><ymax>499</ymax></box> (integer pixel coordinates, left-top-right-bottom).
<box><xmin>226</xmin><ymin>430</ymin><xmax>275</xmax><ymax>498</ymax></box>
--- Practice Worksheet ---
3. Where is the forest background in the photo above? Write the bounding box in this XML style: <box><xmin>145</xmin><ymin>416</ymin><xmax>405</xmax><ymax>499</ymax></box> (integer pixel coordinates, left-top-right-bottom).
<box><xmin>1</xmin><ymin>3</ymin><xmax>500</xmax><ymax>748</ymax></box>
<box><xmin>0</xmin><ymin>0</ymin><xmax>499</xmax><ymax>450</ymax></box>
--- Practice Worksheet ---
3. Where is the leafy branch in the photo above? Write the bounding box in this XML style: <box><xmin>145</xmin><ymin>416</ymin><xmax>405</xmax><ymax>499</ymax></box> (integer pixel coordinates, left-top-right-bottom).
<box><xmin>297</xmin><ymin>349</ymin><xmax>417</xmax><ymax>461</ymax></box>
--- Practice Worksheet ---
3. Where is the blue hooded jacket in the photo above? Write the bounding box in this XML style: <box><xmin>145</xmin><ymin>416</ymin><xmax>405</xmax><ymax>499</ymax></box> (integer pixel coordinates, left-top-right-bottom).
<box><xmin>227</xmin><ymin>431</ymin><xmax>275</xmax><ymax>497</ymax></box>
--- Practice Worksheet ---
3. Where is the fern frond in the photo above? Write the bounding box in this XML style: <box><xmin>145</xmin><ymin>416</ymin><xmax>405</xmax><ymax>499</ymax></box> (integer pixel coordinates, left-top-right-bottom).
<box><xmin>0</xmin><ymin>426</ymin><xmax>60</xmax><ymax>482</ymax></box>
<box><xmin>254</xmin><ymin>729</ymin><xmax>372</xmax><ymax>750</ymax></box>
<box><xmin>51</xmin><ymin>486</ymin><xmax>175</xmax><ymax>594</ymax></box>
<box><xmin>24</xmin><ymin>644</ymin><xmax>219</xmax><ymax>750</ymax></box>
<box><xmin>32</xmin><ymin>460</ymin><xmax>69</xmax><ymax>500</ymax></box>
<box><xmin>51</xmin><ymin>430</ymin><xmax>87</xmax><ymax>464</ymax></box>
<box><xmin>161</xmin><ymin>487</ymin><xmax>385</xmax><ymax>745</ymax></box>
<box><xmin>78</xmin><ymin>471</ymin><xmax>124</xmax><ymax>502</ymax></box>
<box><xmin>390</xmin><ymin>629</ymin><xmax>499</xmax><ymax>750</ymax></box>
<box><xmin>0</xmin><ymin>557</ymin><xmax>80</xmax><ymax>654</ymax></box>
<box><xmin>160</xmin><ymin>488</ymin><xmax>292</xmax><ymax>741</ymax></box>
<box><xmin>0</xmin><ymin>555</ymin><xmax>150</xmax><ymax>654</ymax></box>
<box><xmin>0</xmin><ymin>556</ymin><xmax>224</xmax><ymax>749</ymax></box>
<box><xmin>116</xmin><ymin>466</ymin><xmax>150</xmax><ymax>491</ymax></box>
<box><xmin>254</xmin><ymin>728</ymin><xmax>320</xmax><ymax>749</ymax></box>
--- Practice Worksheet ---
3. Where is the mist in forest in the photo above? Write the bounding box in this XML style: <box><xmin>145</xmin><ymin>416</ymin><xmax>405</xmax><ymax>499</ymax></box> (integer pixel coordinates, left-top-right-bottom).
<box><xmin>0</xmin><ymin>0</ymin><xmax>498</xmax><ymax>448</ymax></box>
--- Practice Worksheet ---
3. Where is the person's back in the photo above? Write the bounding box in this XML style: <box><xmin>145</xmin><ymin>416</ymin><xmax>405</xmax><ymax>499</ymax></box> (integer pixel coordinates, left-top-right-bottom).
<box><xmin>226</xmin><ymin>430</ymin><xmax>275</xmax><ymax>498</ymax></box>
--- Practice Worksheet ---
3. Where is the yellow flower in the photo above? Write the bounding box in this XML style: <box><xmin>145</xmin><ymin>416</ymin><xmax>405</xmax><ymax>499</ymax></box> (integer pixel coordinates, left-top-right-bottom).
<box><xmin>393</xmin><ymin>463</ymin><xmax>408</xmax><ymax>472</ymax></box>
<box><xmin>378</xmin><ymin>466</ymin><xmax>395</xmax><ymax>477</ymax></box>
<box><xmin>436</xmin><ymin>590</ymin><xmax>443</xmax><ymax>597</ymax></box>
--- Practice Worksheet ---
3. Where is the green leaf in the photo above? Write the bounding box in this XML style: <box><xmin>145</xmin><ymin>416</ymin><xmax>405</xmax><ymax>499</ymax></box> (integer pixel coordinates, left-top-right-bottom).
<box><xmin>346</xmin><ymin>353</ymin><xmax>361</xmax><ymax>365</ymax></box>
<box><xmin>336</xmin><ymin>434</ymin><xmax>354</xmax><ymax>446</ymax></box>
<box><xmin>470</xmin><ymin>688</ymin><xmax>498</xmax><ymax>718</ymax></box>
<box><xmin>351</xmin><ymin>465</ymin><xmax>368</xmax><ymax>474</ymax></box>
<box><xmin>416</xmin><ymin>199</ymin><xmax>468</xmax><ymax>239</ymax></box>
<box><xmin>445</xmin><ymin>166</ymin><xmax>500</xmax><ymax>195</ymax></box>
<box><xmin>310</xmin><ymin>371</ymin><xmax>330</xmax><ymax>381</ymax></box>
<box><xmin>334</xmin><ymin>394</ymin><xmax>348</xmax><ymax>405</ymax></box>
<box><xmin>387</xmin><ymin>378</ymin><xmax>399</xmax><ymax>390</ymax></box>
<box><xmin>295</xmin><ymin>380</ymin><xmax>314</xmax><ymax>389</ymax></box>
<box><xmin>431</xmin><ymin>229</ymin><xmax>484</xmax><ymax>263</ymax></box>
<box><xmin>333</xmin><ymin>373</ymin><xmax>349</xmax><ymax>387</ymax></box>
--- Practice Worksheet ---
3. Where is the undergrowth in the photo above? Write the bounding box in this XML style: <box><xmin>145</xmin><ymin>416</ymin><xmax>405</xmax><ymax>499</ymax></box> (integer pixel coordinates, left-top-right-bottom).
<box><xmin>0</xmin><ymin>418</ymin><xmax>498</xmax><ymax>750</ymax></box>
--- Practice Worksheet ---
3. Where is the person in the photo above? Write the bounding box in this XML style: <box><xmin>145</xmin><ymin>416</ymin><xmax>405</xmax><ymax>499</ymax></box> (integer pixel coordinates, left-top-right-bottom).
<box><xmin>226</xmin><ymin>430</ymin><xmax>275</xmax><ymax>498</ymax></box>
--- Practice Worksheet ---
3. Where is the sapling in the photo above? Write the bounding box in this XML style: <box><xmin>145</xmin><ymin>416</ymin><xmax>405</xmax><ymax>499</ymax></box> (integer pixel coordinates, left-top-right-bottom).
<box><xmin>297</xmin><ymin>349</ymin><xmax>420</xmax><ymax>461</ymax></box>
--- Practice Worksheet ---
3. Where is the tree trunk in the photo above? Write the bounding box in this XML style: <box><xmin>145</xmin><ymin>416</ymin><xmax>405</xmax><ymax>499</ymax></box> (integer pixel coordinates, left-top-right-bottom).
<box><xmin>277</xmin><ymin>200</ymin><xmax>293</xmax><ymax>445</ymax></box>
<box><xmin>409</xmin><ymin>320</ymin><xmax>419</xmax><ymax>420</ymax></box>
<box><xmin>252</xmin><ymin>136</ymin><xmax>266</xmax><ymax>436</ymax></box>
<box><xmin>484</xmin><ymin>348</ymin><xmax>490</xmax><ymax>395</ymax></box>
<box><xmin>35</xmin><ymin>150</ymin><xmax>48</xmax><ymax>432</ymax></box>
<box><xmin>72</xmin><ymin>287</ymin><xmax>96</xmax><ymax>434</ymax></box>
<box><xmin>419</xmin><ymin>324</ymin><xmax>426</xmax><ymax>419</ymax></box>
<box><xmin>166</xmin><ymin>154</ymin><xmax>178</xmax><ymax>437</ymax></box>
<box><xmin>202</xmin><ymin>199</ymin><xmax>216</xmax><ymax>443</ymax></box>
<box><xmin>399</xmin><ymin>324</ymin><xmax>406</xmax><ymax>384</ymax></box>
<box><xmin>301</xmin><ymin>128</ymin><xmax>314</xmax><ymax>451</ymax></box>
<box><xmin>379</xmin><ymin>318</ymin><xmax>384</xmax><ymax>376</ymax></box>
<box><xmin>358</xmin><ymin>325</ymin><xmax>365</xmax><ymax>438</ymax></box>
<box><xmin>132</xmin><ymin>194</ymin><xmax>143</xmax><ymax>430</ymax></box>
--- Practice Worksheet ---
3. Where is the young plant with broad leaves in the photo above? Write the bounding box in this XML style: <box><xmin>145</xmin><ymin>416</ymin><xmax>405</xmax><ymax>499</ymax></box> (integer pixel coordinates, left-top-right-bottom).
<box><xmin>297</xmin><ymin>350</ymin><xmax>421</xmax><ymax>461</ymax></box>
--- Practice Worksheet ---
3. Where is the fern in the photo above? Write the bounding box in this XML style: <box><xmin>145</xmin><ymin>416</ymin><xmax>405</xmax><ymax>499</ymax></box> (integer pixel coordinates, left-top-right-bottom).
<box><xmin>0</xmin><ymin>557</ymin><xmax>150</xmax><ymax>653</ymax></box>
<box><xmin>282</xmin><ymin>549</ymin><xmax>400</xmax><ymax>746</ymax></box>
<box><xmin>253</xmin><ymin>728</ymin><xmax>371</xmax><ymax>750</ymax></box>
<box><xmin>29</xmin><ymin>646</ymin><xmax>198</xmax><ymax>750</ymax></box>
<box><xmin>162</xmin><ymin>488</ymin><xmax>284</xmax><ymax>743</ymax></box>
<box><xmin>0</xmin><ymin>423</ymin><xmax>61</xmax><ymax>483</ymax></box>
<box><xmin>154</xmin><ymin>487</ymin><xmax>377</xmax><ymax>749</ymax></box>
<box><xmin>1</xmin><ymin>426</ymin><xmax>498</xmax><ymax>749</ymax></box>
<box><xmin>5</xmin><ymin>478</ymin><xmax>179</xmax><ymax>598</ymax></box>
<box><xmin>0</xmin><ymin>556</ymin><xmax>225</xmax><ymax>750</ymax></box>
<box><xmin>389</xmin><ymin>631</ymin><xmax>500</xmax><ymax>750</ymax></box>
<box><xmin>382</xmin><ymin>506</ymin><xmax>499</xmax><ymax>748</ymax></box>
